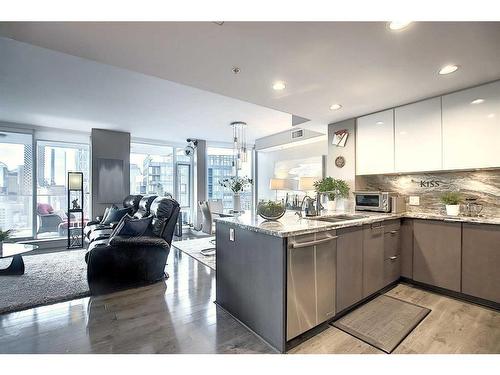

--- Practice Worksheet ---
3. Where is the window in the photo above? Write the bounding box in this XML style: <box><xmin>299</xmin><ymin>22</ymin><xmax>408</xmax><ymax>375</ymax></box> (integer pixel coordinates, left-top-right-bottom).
<box><xmin>36</xmin><ymin>141</ymin><xmax>90</xmax><ymax>239</ymax></box>
<box><xmin>207</xmin><ymin>147</ymin><xmax>253</xmax><ymax>211</ymax></box>
<box><xmin>176</xmin><ymin>147</ymin><xmax>192</xmax><ymax>224</ymax></box>
<box><xmin>130</xmin><ymin>143</ymin><xmax>174</xmax><ymax>196</ymax></box>
<box><xmin>0</xmin><ymin>131</ymin><xmax>33</xmax><ymax>238</ymax></box>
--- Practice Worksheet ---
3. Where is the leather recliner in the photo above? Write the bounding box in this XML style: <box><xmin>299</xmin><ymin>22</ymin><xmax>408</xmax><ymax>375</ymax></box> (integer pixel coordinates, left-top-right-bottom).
<box><xmin>85</xmin><ymin>197</ymin><xmax>181</xmax><ymax>295</ymax></box>
<box><xmin>83</xmin><ymin>194</ymin><xmax>143</xmax><ymax>239</ymax></box>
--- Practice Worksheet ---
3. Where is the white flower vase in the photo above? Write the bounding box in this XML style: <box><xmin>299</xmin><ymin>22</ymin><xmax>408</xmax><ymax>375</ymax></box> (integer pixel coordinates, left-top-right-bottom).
<box><xmin>326</xmin><ymin>200</ymin><xmax>336</xmax><ymax>211</ymax></box>
<box><xmin>445</xmin><ymin>204</ymin><xmax>460</xmax><ymax>216</ymax></box>
<box><xmin>336</xmin><ymin>198</ymin><xmax>347</xmax><ymax>212</ymax></box>
<box><xmin>233</xmin><ymin>193</ymin><xmax>241</xmax><ymax>213</ymax></box>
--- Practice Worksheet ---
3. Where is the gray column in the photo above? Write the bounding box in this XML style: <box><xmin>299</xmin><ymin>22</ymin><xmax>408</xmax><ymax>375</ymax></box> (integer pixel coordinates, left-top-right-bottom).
<box><xmin>193</xmin><ymin>139</ymin><xmax>207</xmax><ymax>228</ymax></box>
<box><xmin>91</xmin><ymin>129</ymin><xmax>130</xmax><ymax>217</ymax></box>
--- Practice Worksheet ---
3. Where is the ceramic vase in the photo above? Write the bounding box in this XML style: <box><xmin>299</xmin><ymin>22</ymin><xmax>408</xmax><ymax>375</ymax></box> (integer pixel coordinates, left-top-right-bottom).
<box><xmin>445</xmin><ymin>204</ymin><xmax>460</xmax><ymax>216</ymax></box>
<box><xmin>233</xmin><ymin>193</ymin><xmax>241</xmax><ymax>213</ymax></box>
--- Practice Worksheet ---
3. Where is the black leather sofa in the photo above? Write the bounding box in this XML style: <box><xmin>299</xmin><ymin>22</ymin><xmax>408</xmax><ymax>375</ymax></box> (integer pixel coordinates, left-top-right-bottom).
<box><xmin>85</xmin><ymin>196</ymin><xmax>180</xmax><ymax>295</ymax></box>
<box><xmin>83</xmin><ymin>194</ymin><xmax>143</xmax><ymax>240</ymax></box>
<box><xmin>86</xmin><ymin>195</ymin><xmax>157</xmax><ymax>244</ymax></box>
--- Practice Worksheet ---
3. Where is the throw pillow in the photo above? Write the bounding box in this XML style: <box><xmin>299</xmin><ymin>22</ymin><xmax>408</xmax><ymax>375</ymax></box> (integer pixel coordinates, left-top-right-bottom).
<box><xmin>37</xmin><ymin>203</ymin><xmax>54</xmax><ymax>215</ymax></box>
<box><xmin>101</xmin><ymin>206</ymin><xmax>130</xmax><ymax>225</ymax></box>
<box><xmin>100</xmin><ymin>207</ymin><xmax>110</xmax><ymax>224</ymax></box>
<box><xmin>110</xmin><ymin>214</ymin><xmax>153</xmax><ymax>239</ymax></box>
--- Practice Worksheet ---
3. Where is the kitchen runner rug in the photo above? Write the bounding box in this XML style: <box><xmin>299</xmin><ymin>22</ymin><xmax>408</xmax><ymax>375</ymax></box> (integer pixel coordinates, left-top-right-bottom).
<box><xmin>332</xmin><ymin>294</ymin><xmax>431</xmax><ymax>353</ymax></box>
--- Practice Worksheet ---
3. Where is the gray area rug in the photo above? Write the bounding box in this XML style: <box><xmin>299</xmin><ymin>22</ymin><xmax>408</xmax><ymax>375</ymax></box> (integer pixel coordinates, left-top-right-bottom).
<box><xmin>0</xmin><ymin>249</ymin><xmax>89</xmax><ymax>314</ymax></box>
<box><xmin>172</xmin><ymin>237</ymin><xmax>216</xmax><ymax>270</ymax></box>
<box><xmin>332</xmin><ymin>295</ymin><xmax>431</xmax><ymax>353</ymax></box>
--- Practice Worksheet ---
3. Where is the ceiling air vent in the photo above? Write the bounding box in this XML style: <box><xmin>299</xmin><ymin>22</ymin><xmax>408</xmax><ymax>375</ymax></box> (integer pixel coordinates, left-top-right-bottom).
<box><xmin>291</xmin><ymin>129</ymin><xmax>304</xmax><ymax>140</ymax></box>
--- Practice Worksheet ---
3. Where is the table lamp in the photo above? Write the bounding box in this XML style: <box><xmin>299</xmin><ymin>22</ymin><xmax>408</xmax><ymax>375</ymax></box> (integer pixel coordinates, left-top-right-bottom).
<box><xmin>269</xmin><ymin>178</ymin><xmax>287</xmax><ymax>200</ymax></box>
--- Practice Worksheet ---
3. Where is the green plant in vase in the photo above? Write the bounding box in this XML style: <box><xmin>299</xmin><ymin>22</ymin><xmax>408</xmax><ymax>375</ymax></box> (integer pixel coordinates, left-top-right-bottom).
<box><xmin>219</xmin><ymin>176</ymin><xmax>253</xmax><ymax>212</ymax></box>
<box><xmin>257</xmin><ymin>200</ymin><xmax>286</xmax><ymax>221</ymax></box>
<box><xmin>440</xmin><ymin>192</ymin><xmax>463</xmax><ymax>216</ymax></box>
<box><xmin>313</xmin><ymin>177</ymin><xmax>350</xmax><ymax>210</ymax></box>
<box><xmin>0</xmin><ymin>229</ymin><xmax>13</xmax><ymax>250</ymax></box>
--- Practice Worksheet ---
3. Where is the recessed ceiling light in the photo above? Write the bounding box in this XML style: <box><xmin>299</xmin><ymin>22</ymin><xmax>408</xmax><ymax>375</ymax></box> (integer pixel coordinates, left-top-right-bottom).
<box><xmin>273</xmin><ymin>81</ymin><xmax>286</xmax><ymax>91</ymax></box>
<box><xmin>439</xmin><ymin>64</ymin><xmax>459</xmax><ymax>75</ymax></box>
<box><xmin>329</xmin><ymin>103</ymin><xmax>342</xmax><ymax>111</ymax></box>
<box><xmin>388</xmin><ymin>21</ymin><xmax>412</xmax><ymax>31</ymax></box>
<box><xmin>376</xmin><ymin>121</ymin><xmax>384</xmax><ymax>125</ymax></box>
<box><xmin>487</xmin><ymin>113</ymin><xmax>495</xmax><ymax>119</ymax></box>
<box><xmin>471</xmin><ymin>98</ymin><xmax>485</xmax><ymax>105</ymax></box>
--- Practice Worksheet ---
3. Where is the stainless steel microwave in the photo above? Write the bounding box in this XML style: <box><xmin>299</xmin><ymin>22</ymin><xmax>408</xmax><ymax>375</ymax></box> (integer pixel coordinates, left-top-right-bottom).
<box><xmin>354</xmin><ymin>191</ymin><xmax>393</xmax><ymax>212</ymax></box>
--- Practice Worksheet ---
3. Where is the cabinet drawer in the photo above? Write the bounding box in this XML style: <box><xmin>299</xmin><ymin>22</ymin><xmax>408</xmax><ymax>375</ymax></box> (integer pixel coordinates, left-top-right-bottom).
<box><xmin>384</xmin><ymin>255</ymin><xmax>401</xmax><ymax>285</ymax></box>
<box><xmin>383</xmin><ymin>219</ymin><xmax>401</xmax><ymax>233</ymax></box>
<box><xmin>384</xmin><ymin>229</ymin><xmax>400</xmax><ymax>259</ymax></box>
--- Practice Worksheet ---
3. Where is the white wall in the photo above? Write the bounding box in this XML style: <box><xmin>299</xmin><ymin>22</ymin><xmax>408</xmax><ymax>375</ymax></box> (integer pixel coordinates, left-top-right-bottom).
<box><xmin>257</xmin><ymin>140</ymin><xmax>328</xmax><ymax>201</ymax></box>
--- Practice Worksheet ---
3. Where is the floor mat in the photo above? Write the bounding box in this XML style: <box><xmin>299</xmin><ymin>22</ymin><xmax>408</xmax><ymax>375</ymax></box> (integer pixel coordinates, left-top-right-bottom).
<box><xmin>332</xmin><ymin>295</ymin><xmax>431</xmax><ymax>353</ymax></box>
<box><xmin>172</xmin><ymin>237</ymin><xmax>216</xmax><ymax>270</ymax></box>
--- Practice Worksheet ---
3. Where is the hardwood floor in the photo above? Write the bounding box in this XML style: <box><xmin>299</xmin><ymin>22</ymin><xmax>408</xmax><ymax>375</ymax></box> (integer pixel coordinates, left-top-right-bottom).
<box><xmin>0</xmin><ymin>246</ymin><xmax>499</xmax><ymax>354</ymax></box>
<box><xmin>0</xmin><ymin>247</ymin><xmax>276</xmax><ymax>354</ymax></box>
<box><xmin>290</xmin><ymin>283</ymin><xmax>500</xmax><ymax>354</ymax></box>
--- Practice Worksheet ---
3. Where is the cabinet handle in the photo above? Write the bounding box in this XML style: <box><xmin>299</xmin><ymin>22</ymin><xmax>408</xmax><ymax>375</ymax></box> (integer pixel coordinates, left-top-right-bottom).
<box><xmin>291</xmin><ymin>234</ymin><xmax>338</xmax><ymax>248</ymax></box>
<box><xmin>389</xmin><ymin>230</ymin><xmax>398</xmax><ymax>235</ymax></box>
<box><xmin>389</xmin><ymin>256</ymin><xmax>398</xmax><ymax>261</ymax></box>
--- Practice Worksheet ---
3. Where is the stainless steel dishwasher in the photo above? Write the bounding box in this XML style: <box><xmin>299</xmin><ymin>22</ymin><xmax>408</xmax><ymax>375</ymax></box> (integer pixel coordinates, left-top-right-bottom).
<box><xmin>287</xmin><ymin>230</ymin><xmax>337</xmax><ymax>340</ymax></box>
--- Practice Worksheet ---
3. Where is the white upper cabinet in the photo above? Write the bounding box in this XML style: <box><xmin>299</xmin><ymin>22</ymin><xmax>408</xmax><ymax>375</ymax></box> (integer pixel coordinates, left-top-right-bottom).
<box><xmin>442</xmin><ymin>80</ymin><xmax>500</xmax><ymax>170</ymax></box>
<box><xmin>395</xmin><ymin>97</ymin><xmax>442</xmax><ymax>173</ymax></box>
<box><xmin>356</xmin><ymin>109</ymin><xmax>394</xmax><ymax>175</ymax></box>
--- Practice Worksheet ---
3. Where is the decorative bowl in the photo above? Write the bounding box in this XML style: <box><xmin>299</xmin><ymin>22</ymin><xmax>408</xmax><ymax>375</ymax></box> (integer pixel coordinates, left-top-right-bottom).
<box><xmin>257</xmin><ymin>200</ymin><xmax>286</xmax><ymax>221</ymax></box>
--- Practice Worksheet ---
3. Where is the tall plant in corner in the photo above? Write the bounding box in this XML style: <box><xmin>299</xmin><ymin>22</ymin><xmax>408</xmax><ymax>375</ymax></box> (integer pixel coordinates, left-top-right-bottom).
<box><xmin>0</xmin><ymin>229</ymin><xmax>13</xmax><ymax>250</ymax></box>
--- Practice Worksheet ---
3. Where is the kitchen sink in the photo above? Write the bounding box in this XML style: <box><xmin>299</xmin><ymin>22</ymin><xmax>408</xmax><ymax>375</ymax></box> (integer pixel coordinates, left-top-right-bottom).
<box><xmin>310</xmin><ymin>214</ymin><xmax>368</xmax><ymax>223</ymax></box>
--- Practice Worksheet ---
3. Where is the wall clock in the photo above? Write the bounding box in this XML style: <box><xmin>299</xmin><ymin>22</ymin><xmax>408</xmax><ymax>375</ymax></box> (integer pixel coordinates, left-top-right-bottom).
<box><xmin>335</xmin><ymin>156</ymin><xmax>345</xmax><ymax>168</ymax></box>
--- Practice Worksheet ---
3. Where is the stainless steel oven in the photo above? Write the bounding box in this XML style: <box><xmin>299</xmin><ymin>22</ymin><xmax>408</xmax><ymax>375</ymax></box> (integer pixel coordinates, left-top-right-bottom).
<box><xmin>354</xmin><ymin>191</ymin><xmax>393</xmax><ymax>212</ymax></box>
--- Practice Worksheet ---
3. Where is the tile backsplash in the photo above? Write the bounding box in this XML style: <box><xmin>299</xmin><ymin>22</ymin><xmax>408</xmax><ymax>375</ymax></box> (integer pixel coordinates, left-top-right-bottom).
<box><xmin>356</xmin><ymin>170</ymin><xmax>500</xmax><ymax>217</ymax></box>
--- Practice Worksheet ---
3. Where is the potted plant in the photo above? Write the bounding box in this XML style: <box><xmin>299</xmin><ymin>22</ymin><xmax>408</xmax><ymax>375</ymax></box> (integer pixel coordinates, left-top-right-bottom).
<box><xmin>441</xmin><ymin>192</ymin><xmax>463</xmax><ymax>216</ymax></box>
<box><xmin>313</xmin><ymin>177</ymin><xmax>350</xmax><ymax>211</ymax></box>
<box><xmin>257</xmin><ymin>200</ymin><xmax>286</xmax><ymax>221</ymax></box>
<box><xmin>0</xmin><ymin>229</ymin><xmax>13</xmax><ymax>251</ymax></box>
<box><xmin>218</xmin><ymin>176</ymin><xmax>253</xmax><ymax>212</ymax></box>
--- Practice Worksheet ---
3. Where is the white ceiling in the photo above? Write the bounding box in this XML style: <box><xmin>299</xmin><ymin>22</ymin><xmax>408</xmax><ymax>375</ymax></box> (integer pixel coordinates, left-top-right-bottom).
<box><xmin>1</xmin><ymin>22</ymin><xmax>500</xmax><ymax>141</ymax></box>
<box><xmin>0</xmin><ymin>37</ymin><xmax>292</xmax><ymax>143</ymax></box>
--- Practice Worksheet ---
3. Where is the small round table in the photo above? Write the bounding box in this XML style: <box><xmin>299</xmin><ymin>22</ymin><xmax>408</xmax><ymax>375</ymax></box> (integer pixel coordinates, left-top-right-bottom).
<box><xmin>0</xmin><ymin>243</ymin><xmax>38</xmax><ymax>275</ymax></box>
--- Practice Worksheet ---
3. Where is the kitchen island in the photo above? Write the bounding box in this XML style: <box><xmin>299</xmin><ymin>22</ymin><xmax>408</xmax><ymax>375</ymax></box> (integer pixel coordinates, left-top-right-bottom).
<box><xmin>215</xmin><ymin>211</ymin><xmax>500</xmax><ymax>352</ymax></box>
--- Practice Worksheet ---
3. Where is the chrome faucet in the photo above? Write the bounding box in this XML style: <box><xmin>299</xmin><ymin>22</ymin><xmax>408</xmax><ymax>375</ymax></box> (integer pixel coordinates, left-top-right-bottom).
<box><xmin>295</xmin><ymin>193</ymin><xmax>323</xmax><ymax>218</ymax></box>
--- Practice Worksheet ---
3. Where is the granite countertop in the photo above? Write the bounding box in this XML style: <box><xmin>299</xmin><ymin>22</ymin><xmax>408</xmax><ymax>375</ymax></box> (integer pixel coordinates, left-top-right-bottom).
<box><xmin>215</xmin><ymin>210</ymin><xmax>500</xmax><ymax>238</ymax></box>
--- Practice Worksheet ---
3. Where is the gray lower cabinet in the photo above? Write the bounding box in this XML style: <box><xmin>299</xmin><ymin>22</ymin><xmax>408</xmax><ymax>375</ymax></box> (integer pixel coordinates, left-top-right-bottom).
<box><xmin>400</xmin><ymin>219</ymin><xmax>414</xmax><ymax>279</ymax></box>
<box><xmin>462</xmin><ymin>223</ymin><xmax>500</xmax><ymax>303</ymax></box>
<box><xmin>287</xmin><ymin>231</ymin><xmax>337</xmax><ymax>340</ymax></box>
<box><xmin>383</xmin><ymin>220</ymin><xmax>401</xmax><ymax>285</ymax></box>
<box><xmin>216</xmin><ymin>223</ymin><xmax>287</xmax><ymax>352</ymax></box>
<box><xmin>336</xmin><ymin>226</ymin><xmax>363</xmax><ymax>312</ymax></box>
<box><xmin>413</xmin><ymin>219</ymin><xmax>462</xmax><ymax>292</ymax></box>
<box><xmin>363</xmin><ymin>220</ymin><xmax>401</xmax><ymax>298</ymax></box>
<box><xmin>362</xmin><ymin>223</ymin><xmax>385</xmax><ymax>298</ymax></box>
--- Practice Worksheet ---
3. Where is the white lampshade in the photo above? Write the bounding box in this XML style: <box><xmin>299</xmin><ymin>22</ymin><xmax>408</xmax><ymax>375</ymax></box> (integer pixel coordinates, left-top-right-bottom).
<box><xmin>68</xmin><ymin>172</ymin><xmax>83</xmax><ymax>190</ymax></box>
<box><xmin>269</xmin><ymin>178</ymin><xmax>287</xmax><ymax>190</ymax></box>
<box><xmin>298</xmin><ymin>176</ymin><xmax>318</xmax><ymax>192</ymax></box>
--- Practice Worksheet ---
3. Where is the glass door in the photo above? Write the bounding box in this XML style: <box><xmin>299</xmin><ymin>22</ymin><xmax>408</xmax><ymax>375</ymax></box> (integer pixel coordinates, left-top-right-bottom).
<box><xmin>0</xmin><ymin>131</ymin><xmax>34</xmax><ymax>239</ymax></box>
<box><xmin>175</xmin><ymin>162</ymin><xmax>191</xmax><ymax>224</ymax></box>
<box><xmin>36</xmin><ymin>141</ymin><xmax>90</xmax><ymax>239</ymax></box>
